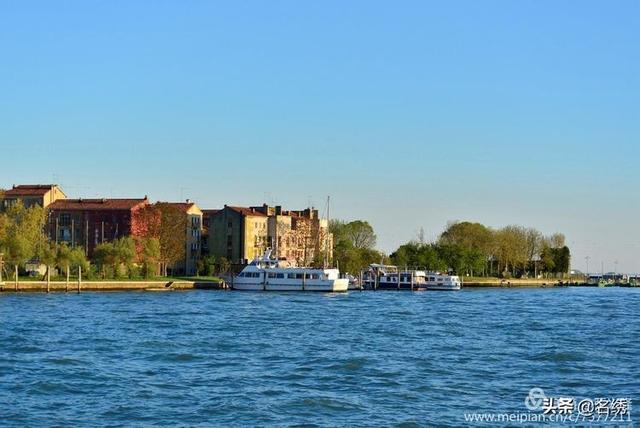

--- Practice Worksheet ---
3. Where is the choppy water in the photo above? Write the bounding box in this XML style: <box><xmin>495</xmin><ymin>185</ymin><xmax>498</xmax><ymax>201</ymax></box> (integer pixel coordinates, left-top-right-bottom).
<box><xmin>1</xmin><ymin>287</ymin><xmax>638</xmax><ymax>427</ymax></box>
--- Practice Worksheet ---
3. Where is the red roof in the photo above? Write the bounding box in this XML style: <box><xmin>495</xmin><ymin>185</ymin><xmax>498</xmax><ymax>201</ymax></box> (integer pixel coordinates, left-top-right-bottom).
<box><xmin>49</xmin><ymin>198</ymin><xmax>148</xmax><ymax>211</ymax></box>
<box><xmin>225</xmin><ymin>206</ymin><xmax>267</xmax><ymax>216</ymax></box>
<box><xmin>5</xmin><ymin>184</ymin><xmax>59</xmax><ymax>197</ymax></box>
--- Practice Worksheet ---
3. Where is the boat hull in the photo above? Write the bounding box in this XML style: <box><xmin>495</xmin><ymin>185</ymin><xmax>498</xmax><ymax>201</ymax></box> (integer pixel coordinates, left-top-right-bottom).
<box><xmin>233</xmin><ymin>279</ymin><xmax>349</xmax><ymax>292</ymax></box>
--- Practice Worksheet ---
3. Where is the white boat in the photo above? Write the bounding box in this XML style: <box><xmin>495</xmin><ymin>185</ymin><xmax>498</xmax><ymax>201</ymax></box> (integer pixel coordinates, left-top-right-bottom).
<box><xmin>363</xmin><ymin>264</ymin><xmax>462</xmax><ymax>290</ymax></box>
<box><xmin>423</xmin><ymin>272</ymin><xmax>462</xmax><ymax>290</ymax></box>
<box><xmin>232</xmin><ymin>250</ymin><xmax>349</xmax><ymax>292</ymax></box>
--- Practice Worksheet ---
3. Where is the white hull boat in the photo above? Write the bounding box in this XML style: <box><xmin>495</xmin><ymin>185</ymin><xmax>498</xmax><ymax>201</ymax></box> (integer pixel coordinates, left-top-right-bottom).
<box><xmin>232</xmin><ymin>250</ymin><xmax>348</xmax><ymax>292</ymax></box>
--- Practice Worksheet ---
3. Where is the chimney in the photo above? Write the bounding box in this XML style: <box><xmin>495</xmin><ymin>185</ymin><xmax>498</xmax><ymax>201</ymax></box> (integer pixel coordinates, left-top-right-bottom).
<box><xmin>186</xmin><ymin>199</ymin><xmax>191</xmax><ymax>204</ymax></box>
<box><xmin>275</xmin><ymin>205</ymin><xmax>282</xmax><ymax>215</ymax></box>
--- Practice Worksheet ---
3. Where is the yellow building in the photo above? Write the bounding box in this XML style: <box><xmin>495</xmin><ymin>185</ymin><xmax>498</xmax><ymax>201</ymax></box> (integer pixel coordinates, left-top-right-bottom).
<box><xmin>209</xmin><ymin>203</ymin><xmax>332</xmax><ymax>266</ymax></box>
<box><xmin>2</xmin><ymin>184</ymin><xmax>67</xmax><ymax>210</ymax></box>
<box><xmin>209</xmin><ymin>206</ymin><xmax>268</xmax><ymax>264</ymax></box>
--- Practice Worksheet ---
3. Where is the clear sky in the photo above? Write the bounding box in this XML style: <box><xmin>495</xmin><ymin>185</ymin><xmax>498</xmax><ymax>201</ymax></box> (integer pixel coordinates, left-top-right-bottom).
<box><xmin>1</xmin><ymin>1</ymin><xmax>638</xmax><ymax>272</ymax></box>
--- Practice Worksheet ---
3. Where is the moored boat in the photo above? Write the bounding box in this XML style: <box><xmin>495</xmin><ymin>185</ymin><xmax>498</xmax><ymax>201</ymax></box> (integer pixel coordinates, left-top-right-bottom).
<box><xmin>363</xmin><ymin>264</ymin><xmax>462</xmax><ymax>291</ymax></box>
<box><xmin>232</xmin><ymin>250</ymin><xmax>348</xmax><ymax>292</ymax></box>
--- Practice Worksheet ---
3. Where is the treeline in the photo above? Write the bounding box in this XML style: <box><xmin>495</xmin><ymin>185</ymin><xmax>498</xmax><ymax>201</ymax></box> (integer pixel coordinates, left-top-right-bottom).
<box><xmin>390</xmin><ymin>222</ymin><xmax>571</xmax><ymax>278</ymax></box>
<box><xmin>330</xmin><ymin>219</ymin><xmax>571</xmax><ymax>279</ymax></box>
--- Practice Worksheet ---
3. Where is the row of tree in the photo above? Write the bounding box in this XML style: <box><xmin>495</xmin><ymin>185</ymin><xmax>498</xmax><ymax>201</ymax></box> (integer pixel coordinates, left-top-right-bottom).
<box><xmin>329</xmin><ymin>219</ymin><xmax>571</xmax><ymax>279</ymax></box>
<box><xmin>390</xmin><ymin>222</ymin><xmax>571</xmax><ymax>278</ymax></box>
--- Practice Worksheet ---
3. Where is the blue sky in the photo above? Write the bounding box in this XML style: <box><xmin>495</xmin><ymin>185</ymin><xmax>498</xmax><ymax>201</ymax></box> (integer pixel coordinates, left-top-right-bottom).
<box><xmin>1</xmin><ymin>1</ymin><xmax>638</xmax><ymax>272</ymax></box>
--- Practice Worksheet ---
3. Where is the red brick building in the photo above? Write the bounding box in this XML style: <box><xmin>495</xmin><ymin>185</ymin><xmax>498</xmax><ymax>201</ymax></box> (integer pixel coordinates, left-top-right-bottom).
<box><xmin>47</xmin><ymin>197</ymin><xmax>150</xmax><ymax>256</ymax></box>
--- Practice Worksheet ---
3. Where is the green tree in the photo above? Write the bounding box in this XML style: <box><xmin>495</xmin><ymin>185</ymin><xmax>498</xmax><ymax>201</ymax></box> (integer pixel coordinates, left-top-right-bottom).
<box><xmin>330</xmin><ymin>220</ymin><xmax>377</xmax><ymax>250</ymax></box>
<box><xmin>114</xmin><ymin>236</ymin><xmax>137</xmax><ymax>278</ymax></box>
<box><xmin>139</xmin><ymin>237</ymin><xmax>161</xmax><ymax>279</ymax></box>
<box><xmin>0</xmin><ymin>201</ymin><xmax>47</xmax><ymax>278</ymax></box>
<box><xmin>197</xmin><ymin>254</ymin><xmax>216</xmax><ymax>276</ymax></box>
<box><xmin>438</xmin><ymin>222</ymin><xmax>494</xmax><ymax>276</ymax></box>
<box><xmin>216</xmin><ymin>256</ymin><xmax>231</xmax><ymax>274</ymax></box>
<box><xmin>93</xmin><ymin>242</ymin><xmax>117</xmax><ymax>278</ymax></box>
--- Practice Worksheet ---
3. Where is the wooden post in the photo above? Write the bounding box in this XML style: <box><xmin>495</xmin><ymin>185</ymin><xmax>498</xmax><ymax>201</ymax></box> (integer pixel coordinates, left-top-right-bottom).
<box><xmin>374</xmin><ymin>273</ymin><xmax>378</xmax><ymax>291</ymax></box>
<box><xmin>47</xmin><ymin>267</ymin><xmax>50</xmax><ymax>293</ymax></box>
<box><xmin>302</xmin><ymin>272</ymin><xmax>306</xmax><ymax>291</ymax></box>
<box><xmin>397</xmin><ymin>270</ymin><xmax>401</xmax><ymax>291</ymax></box>
<box><xmin>15</xmin><ymin>265</ymin><xmax>19</xmax><ymax>291</ymax></box>
<box><xmin>66</xmin><ymin>265</ymin><xmax>70</xmax><ymax>292</ymax></box>
<box><xmin>411</xmin><ymin>271</ymin><xmax>414</xmax><ymax>291</ymax></box>
<box><xmin>359</xmin><ymin>271</ymin><xmax>363</xmax><ymax>291</ymax></box>
<box><xmin>263</xmin><ymin>271</ymin><xmax>267</xmax><ymax>291</ymax></box>
<box><xmin>77</xmin><ymin>266</ymin><xmax>82</xmax><ymax>294</ymax></box>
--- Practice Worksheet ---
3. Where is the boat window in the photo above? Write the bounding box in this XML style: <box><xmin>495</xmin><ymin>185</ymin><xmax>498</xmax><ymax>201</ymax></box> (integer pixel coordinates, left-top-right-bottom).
<box><xmin>296</xmin><ymin>274</ymin><xmax>304</xmax><ymax>279</ymax></box>
<box><xmin>288</xmin><ymin>274</ymin><xmax>296</xmax><ymax>279</ymax></box>
<box><xmin>310</xmin><ymin>274</ymin><xmax>320</xmax><ymax>280</ymax></box>
<box><xmin>276</xmin><ymin>273</ymin><xmax>285</xmax><ymax>279</ymax></box>
<box><xmin>268</xmin><ymin>273</ymin><xmax>277</xmax><ymax>278</ymax></box>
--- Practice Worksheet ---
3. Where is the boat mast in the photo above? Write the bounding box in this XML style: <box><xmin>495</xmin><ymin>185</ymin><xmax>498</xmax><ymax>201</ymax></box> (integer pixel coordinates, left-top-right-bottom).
<box><xmin>324</xmin><ymin>196</ymin><xmax>330</xmax><ymax>268</ymax></box>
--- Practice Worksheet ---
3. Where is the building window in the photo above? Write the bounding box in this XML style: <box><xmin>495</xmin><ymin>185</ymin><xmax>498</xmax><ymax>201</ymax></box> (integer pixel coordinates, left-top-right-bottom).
<box><xmin>59</xmin><ymin>214</ymin><xmax>71</xmax><ymax>227</ymax></box>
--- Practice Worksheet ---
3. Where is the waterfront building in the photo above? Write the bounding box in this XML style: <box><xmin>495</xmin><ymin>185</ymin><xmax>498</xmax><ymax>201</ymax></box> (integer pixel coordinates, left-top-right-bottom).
<box><xmin>1</xmin><ymin>184</ymin><xmax>67</xmax><ymax>210</ymax></box>
<box><xmin>209</xmin><ymin>206</ymin><xmax>269</xmax><ymax>264</ymax></box>
<box><xmin>250</xmin><ymin>204</ymin><xmax>333</xmax><ymax>267</ymax></box>
<box><xmin>208</xmin><ymin>204</ymin><xmax>333</xmax><ymax>266</ymax></box>
<box><xmin>200</xmin><ymin>209</ymin><xmax>219</xmax><ymax>257</ymax></box>
<box><xmin>47</xmin><ymin>197</ymin><xmax>150</xmax><ymax>256</ymax></box>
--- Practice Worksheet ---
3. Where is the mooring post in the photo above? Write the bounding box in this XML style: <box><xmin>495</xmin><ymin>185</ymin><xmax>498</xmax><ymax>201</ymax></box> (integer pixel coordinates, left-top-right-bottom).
<box><xmin>47</xmin><ymin>266</ymin><xmax>50</xmax><ymax>293</ymax></box>
<box><xmin>66</xmin><ymin>265</ymin><xmax>70</xmax><ymax>292</ymax></box>
<box><xmin>77</xmin><ymin>266</ymin><xmax>82</xmax><ymax>294</ymax></box>
<box><xmin>15</xmin><ymin>265</ymin><xmax>19</xmax><ymax>292</ymax></box>
<box><xmin>359</xmin><ymin>271</ymin><xmax>363</xmax><ymax>291</ymax></box>
<box><xmin>411</xmin><ymin>271</ymin><xmax>414</xmax><ymax>291</ymax></box>
<box><xmin>397</xmin><ymin>270</ymin><xmax>401</xmax><ymax>291</ymax></box>
<box><xmin>302</xmin><ymin>272</ymin><xmax>306</xmax><ymax>291</ymax></box>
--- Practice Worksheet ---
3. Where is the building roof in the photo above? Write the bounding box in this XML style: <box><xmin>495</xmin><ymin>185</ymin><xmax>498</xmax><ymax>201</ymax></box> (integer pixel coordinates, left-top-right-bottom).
<box><xmin>49</xmin><ymin>198</ymin><xmax>149</xmax><ymax>211</ymax></box>
<box><xmin>156</xmin><ymin>201</ymin><xmax>202</xmax><ymax>214</ymax></box>
<box><xmin>4</xmin><ymin>184</ymin><xmax>60</xmax><ymax>197</ymax></box>
<box><xmin>202</xmin><ymin>209</ymin><xmax>220</xmax><ymax>216</ymax></box>
<box><xmin>225</xmin><ymin>205</ymin><xmax>267</xmax><ymax>217</ymax></box>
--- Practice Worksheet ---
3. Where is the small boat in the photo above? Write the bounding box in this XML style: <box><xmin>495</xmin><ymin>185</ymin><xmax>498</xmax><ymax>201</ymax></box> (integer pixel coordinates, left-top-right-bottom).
<box><xmin>363</xmin><ymin>264</ymin><xmax>462</xmax><ymax>291</ymax></box>
<box><xmin>232</xmin><ymin>249</ymin><xmax>348</xmax><ymax>292</ymax></box>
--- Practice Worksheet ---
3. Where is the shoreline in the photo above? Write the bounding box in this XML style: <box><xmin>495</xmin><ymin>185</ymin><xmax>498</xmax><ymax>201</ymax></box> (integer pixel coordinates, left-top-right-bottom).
<box><xmin>0</xmin><ymin>280</ymin><xmax>226</xmax><ymax>293</ymax></box>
